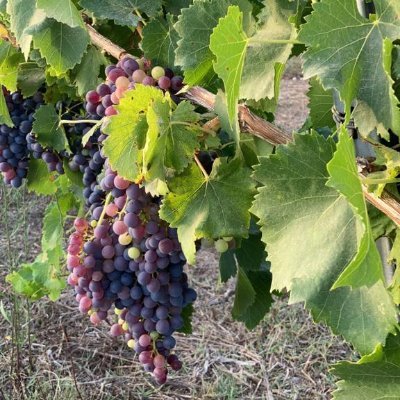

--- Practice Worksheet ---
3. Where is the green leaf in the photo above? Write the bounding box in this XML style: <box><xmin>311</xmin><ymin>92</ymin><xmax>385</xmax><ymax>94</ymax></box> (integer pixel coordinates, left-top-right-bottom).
<box><xmin>332</xmin><ymin>333</ymin><xmax>400</xmax><ymax>399</ymax></box>
<box><xmin>164</xmin><ymin>0</ymin><xmax>193</xmax><ymax>15</ymax></box>
<box><xmin>36</xmin><ymin>0</ymin><xmax>84</xmax><ymax>28</ymax></box>
<box><xmin>235</xmin><ymin>232</ymin><xmax>266</xmax><ymax>271</ymax></box>
<box><xmin>79</xmin><ymin>0</ymin><xmax>161</xmax><ymax>25</ymax></box>
<box><xmin>143</xmin><ymin>99</ymin><xmax>200</xmax><ymax>195</ymax></box>
<box><xmin>239</xmin><ymin>0</ymin><xmax>296</xmax><ymax>101</ymax></box>
<box><xmin>103</xmin><ymin>85</ymin><xmax>164</xmax><ymax>181</ymax></box>
<box><xmin>232</xmin><ymin>267</ymin><xmax>255</xmax><ymax>316</ymax></box>
<box><xmin>160</xmin><ymin>158</ymin><xmax>255</xmax><ymax>264</ymax></box>
<box><xmin>219</xmin><ymin>249</ymin><xmax>237</xmax><ymax>282</ymax></box>
<box><xmin>210</xmin><ymin>6</ymin><xmax>246</xmax><ymax>128</ymax></box>
<box><xmin>142</xmin><ymin>14</ymin><xmax>179</xmax><ymax>68</ymax></box>
<box><xmin>17</xmin><ymin>62</ymin><xmax>45</xmax><ymax>97</ymax></box>
<box><xmin>251</xmin><ymin>131</ymin><xmax>398</xmax><ymax>354</ymax></box>
<box><xmin>327</xmin><ymin>127</ymin><xmax>383</xmax><ymax>289</ymax></box>
<box><xmin>368</xmin><ymin>204</ymin><xmax>397</xmax><ymax>240</ymax></box>
<box><xmin>0</xmin><ymin>39</ymin><xmax>24</xmax><ymax>90</ymax></box>
<box><xmin>33</xmin><ymin>105</ymin><xmax>70</xmax><ymax>152</ymax></box>
<box><xmin>388</xmin><ymin>231</ymin><xmax>400</xmax><ymax>305</ymax></box>
<box><xmin>209</xmin><ymin>1</ymin><xmax>296</xmax><ymax>127</ymax></box>
<box><xmin>0</xmin><ymin>89</ymin><xmax>13</xmax><ymax>127</ymax></box>
<box><xmin>299</xmin><ymin>0</ymin><xmax>400</xmax><ymax>137</ymax></box>
<box><xmin>73</xmin><ymin>46</ymin><xmax>107</xmax><ymax>96</ymax></box>
<box><xmin>308</xmin><ymin>77</ymin><xmax>335</xmax><ymax>129</ymax></box>
<box><xmin>174</xmin><ymin>0</ymin><xmax>252</xmax><ymax>86</ymax></box>
<box><xmin>234</xmin><ymin>270</ymin><xmax>272</xmax><ymax>329</ymax></box>
<box><xmin>7</xmin><ymin>0</ymin><xmax>46</xmax><ymax>59</ymax></box>
<box><xmin>81</xmin><ymin>120</ymin><xmax>102</xmax><ymax>147</ymax></box>
<box><xmin>178</xmin><ymin>303</ymin><xmax>194</xmax><ymax>334</ymax></box>
<box><xmin>26</xmin><ymin>159</ymin><xmax>57</xmax><ymax>195</ymax></box>
<box><xmin>29</xmin><ymin>18</ymin><xmax>89</xmax><ymax>74</ymax></box>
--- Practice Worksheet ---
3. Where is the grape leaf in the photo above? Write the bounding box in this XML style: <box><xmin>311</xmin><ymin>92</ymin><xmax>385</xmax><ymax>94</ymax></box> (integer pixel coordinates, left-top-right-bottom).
<box><xmin>232</xmin><ymin>267</ymin><xmax>255</xmax><ymax>316</ymax></box>
<box><xmin>7</xmin><ymin>194</ymin><xmax>76</xmax><ymax>301</ymax></box>
<box><xmin>332</xmin><ymin>334</ymin><xmax>400</xmax><ymax>399</ymax></box>
<box><xmin>33</xmin><ymin>105</ymin><xmax>70</xmax><ymax>152</ymax></box>
<box><xmin>388</xmin><ymin>232</ymin><xmax>400</xmax><ymax>305</ymax></box>
<box><xmin>164</xmin><ymin>0</ymin><xmax>193</xmax><ymax>15</ymax></box>
<box><xmin>0</xmin><ymin>0</ymin><xmax>6</xmax><ymax>13</ymax></box>
<box><xmin>308</xmin><ymin>77</ymin><xmax>335</xmax><ymax>129</ymax></box>
<box><xmin>26</xmin><ymin>159</ymin><xmax>57</xmax><ymax>195</ymax></box>
<box><xmin>210</xmin><ymin>6</ymin><xmax>246</xmax><ymax>128</ymax></box>
<box><xmin>142</xmin><ymin>14</ymin><xmax>179</xmax><ymax>68</ymax></box>
<box><xmin>174</xmin><ymin>0</ymin><xmax>252</xmax><ymax>86</ymax></box>
<box><xmin>365</xmin><ymin>145</ymin><xmax>400</xmax><ymax>196</ymax></box>
<box><xmin>160</xmin><ymin>158</ymin><xmax>255</xmax><ymax>264</ymax></box>
<box><xmin>299</xmin><ymin>0</ymin><xmax>400</xmax><ymax>138</ymax></box>
<box><xmin>79</xmin><ymin>0</ymin><xmax>161</xmax><ymax>25</ymax></box>
<box><xmin>178</xmin><ymin>303</ymin><xmax>194</xmax><ymax>334</ymax></box>
<box><xmin>103</xmin><ymin>85</ymin><xmax>163</xmax><ymax>181</ymax></box>
<box><xmin>17</xmin><ymin>62</ymin><xmax>45</xmax><ymax>97</ymax></box>
<box><xmin>219</xmin><ymin>249</ymin><xmax>237</xmax><ymax>282</ymax></box>
<box><xmin>235</xmin><ymin>232</ymin><xmax>267</xmax><ymax>271</ymax></box>
<box><xmin>233</xmin><ymin>270</ymin><xmax>272</xmax><ymax>329</ymax></box>
<box><xmin>28</xmin><ymin>18</ymin><xmax>89</xmax><ymax>74</ymax></box>
<box><xmin>143</xmin><ymin>99</ymin><xmax>200</xmax><ymax>195</ymax></box>
<box><xmin>327</xmin><ymin>127</ymin><xmax>383</xmax><ymax>289</ymax></box>
<box><xmin>209</xmin><ymin>1</ymin><xmax>296</xmax><ymax>126</ymax></box>
<box><xmin>0</xmin><ymin>39</ymin><xmax>24</xmax><ymax>91</ymax></box>
<box><xmin>73</xmin><ymin>46</ymin><xmax>107</xmax><ymax>96</ymax></box>
<box><xmin>7</xmin><ymin>260</ymin><xmax>65</xmax><ymax>300</ymax></box>
<box><xmin>7</xmin><ymin>0</ymin><xmax>46</xmax><ymax>59</ymax></box>
<box><xmin>36</xmin><ymin>0</ymin><xmax>83</xmax><ymax>28</ymax></box>
<box><xmin>251</xmin><ymin>132</ymin><xmax>398</xmax><ymax>354</ymax></box>
<box><xmin>0</xmin><ymin>89</ymin><xmax>12</xmax><ymax>126</ymax></box>
<box><xmin>240</xmin><ymin>0</ymin><xmax>296</xmax><ymax>101</ymax></box>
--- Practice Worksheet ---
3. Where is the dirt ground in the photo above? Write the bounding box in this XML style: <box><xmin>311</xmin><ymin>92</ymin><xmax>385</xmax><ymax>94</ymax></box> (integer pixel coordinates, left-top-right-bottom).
<box><xmin>0</xmin><ymin>72</ymin><xmax>354</xmax><ymax>400</ymax></box>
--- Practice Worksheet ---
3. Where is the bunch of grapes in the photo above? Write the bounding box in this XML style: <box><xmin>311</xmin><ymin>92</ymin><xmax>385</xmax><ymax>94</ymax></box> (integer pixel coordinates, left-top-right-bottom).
<box><xmin>85</xmin><ymin>55</ymin><xmax>184</xmax><ymax>118</ymax></box>
<box><xmin>0</xmin><ymin>89</ymin><xmax>44</xmax><ymax>187</ymax></box>
<box><xmin>67</xmin><ymin>166</ymin><xmax>196</xmax><ymax>384</ymax></box>
<box><xmin>26</xmin><ymin>132</ymin><xmax>65</xmax><ymax>174</ymax></box>
<box><xmin>67</xmin><ymin>122</ymin><xmax>106</xmax><ymax>210</ymax></box>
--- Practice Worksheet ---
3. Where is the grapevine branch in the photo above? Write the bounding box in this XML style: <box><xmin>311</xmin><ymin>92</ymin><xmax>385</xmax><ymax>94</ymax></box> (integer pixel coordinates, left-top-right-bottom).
<box><xmin>87</xmin><ymin>24</ymin><xmax>400</xmax><ymax>226</ymax></box>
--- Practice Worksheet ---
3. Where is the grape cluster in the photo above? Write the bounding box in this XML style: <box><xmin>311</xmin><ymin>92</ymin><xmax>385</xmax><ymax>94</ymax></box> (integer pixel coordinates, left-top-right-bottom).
<box><xmin>0</xmin><ymin>89</ymin><xmax>43</xmax><ymax>187</ymax></box>
<box><xmin>85</xmin><ymin>56</ymin><xmax>184</xmax><ymax>118</ymax></box>
<box><xmin>67</xmin><ymin>122</ymin><xmax>106</xmax><ymax>210</ymax></box>
<box><xmin>26</xmin><ymin>133</ymin><xmax>65</xmax><ymax>174</ymax></box>
<box><xmin>67</xmin><ymin>167</ymin><xmax>196</xmax><ymax>384</ymax></box>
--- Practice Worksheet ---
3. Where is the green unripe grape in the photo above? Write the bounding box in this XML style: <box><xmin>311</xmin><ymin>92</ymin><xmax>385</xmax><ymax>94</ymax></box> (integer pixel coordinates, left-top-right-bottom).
<box><xmin>127</xmin><ymin>339</ymin><xmax>135</xmax><ymax>348</ymax></box>
<box><xmin>222</xmin><ymin>236</ymin><xmax>233</xmax><ymax>242</ymax></box>
<box><xmin>150</xmin><ymin>331</ymin><xmax>159</xmax><ymax>340</ymax></box>
<box><xmin>128</xmin><ymin>246</ymin><xmax>141</xmax><ymax>259</ymax></box>
<box><xmin>119</xmin><ymin>232</ymin><xmax>132</xmax><ymax>246</ymax></box>
<box><xmin>90</xmin><ymin>220</ymin><xmax>97</xmax><ymax>228</ymax></box>
<box><xmin>215</xmin><ymin>239</ymin><xmax>229</xmax><ymax>253</ymax></box>
<box><xmin>151</xmin><ymin>66</ymin><xmax>165</xmax><ymax>80</ymax></box>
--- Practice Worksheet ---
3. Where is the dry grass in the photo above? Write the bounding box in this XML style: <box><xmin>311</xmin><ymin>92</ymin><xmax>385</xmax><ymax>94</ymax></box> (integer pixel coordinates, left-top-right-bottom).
<box><xmin>0</xmin><ymin>73</ymin><xmax>354</xmax><ymax>399</ymax></box>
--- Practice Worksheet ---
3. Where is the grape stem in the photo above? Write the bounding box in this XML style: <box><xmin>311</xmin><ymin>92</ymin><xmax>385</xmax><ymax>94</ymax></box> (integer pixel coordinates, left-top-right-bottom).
<box><xmin>194</xmin><ymin>154</ymin><xmax>209</xmax><ymax>179</ymax></box>
<box><xmin>85</xmin><ymin>23</ymin><xmax>400</xmax><ymax>227</ymax></box>
<box><xmin>59</xmin><ymin>119</ymin><xmax>100</xmax><ymax>126</ymax></box>
<box><xmin>97</xmin><ymin>193</ymin><xmax>113</xmax><ymax>226</ymax></box>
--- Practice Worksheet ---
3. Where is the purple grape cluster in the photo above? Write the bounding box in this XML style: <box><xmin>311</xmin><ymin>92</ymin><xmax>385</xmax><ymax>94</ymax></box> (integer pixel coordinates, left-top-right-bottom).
<box><xmin>84</xmin><ymin>56</ymin><xmax>184</xmax><ymax>118</ymax></box>
<box><xmin>67</xmin><ymin>166</ymin><xmax>196</xmax><ymax>384</ymax></box>
<box><xmin>0</xmin><ymin>89</ymin><xmax>43</xmax><ymax>187</ymax></box>
<box><xmin>67</xmin><ymin>123</ymin><xmax>106</xmax><ymax>210</ymax></box>
<box><xmin>26</xmin><ymin>133</ymin><xmax>65</xmax><ymax>174</ymax></box>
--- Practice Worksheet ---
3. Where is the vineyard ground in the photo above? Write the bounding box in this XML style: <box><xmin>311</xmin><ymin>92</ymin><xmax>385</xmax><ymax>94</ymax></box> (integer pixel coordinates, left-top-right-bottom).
<box><xmin>0</xmin><ymin>66</ymin><xmax>354</xmax><ymax>400</ymax></box>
